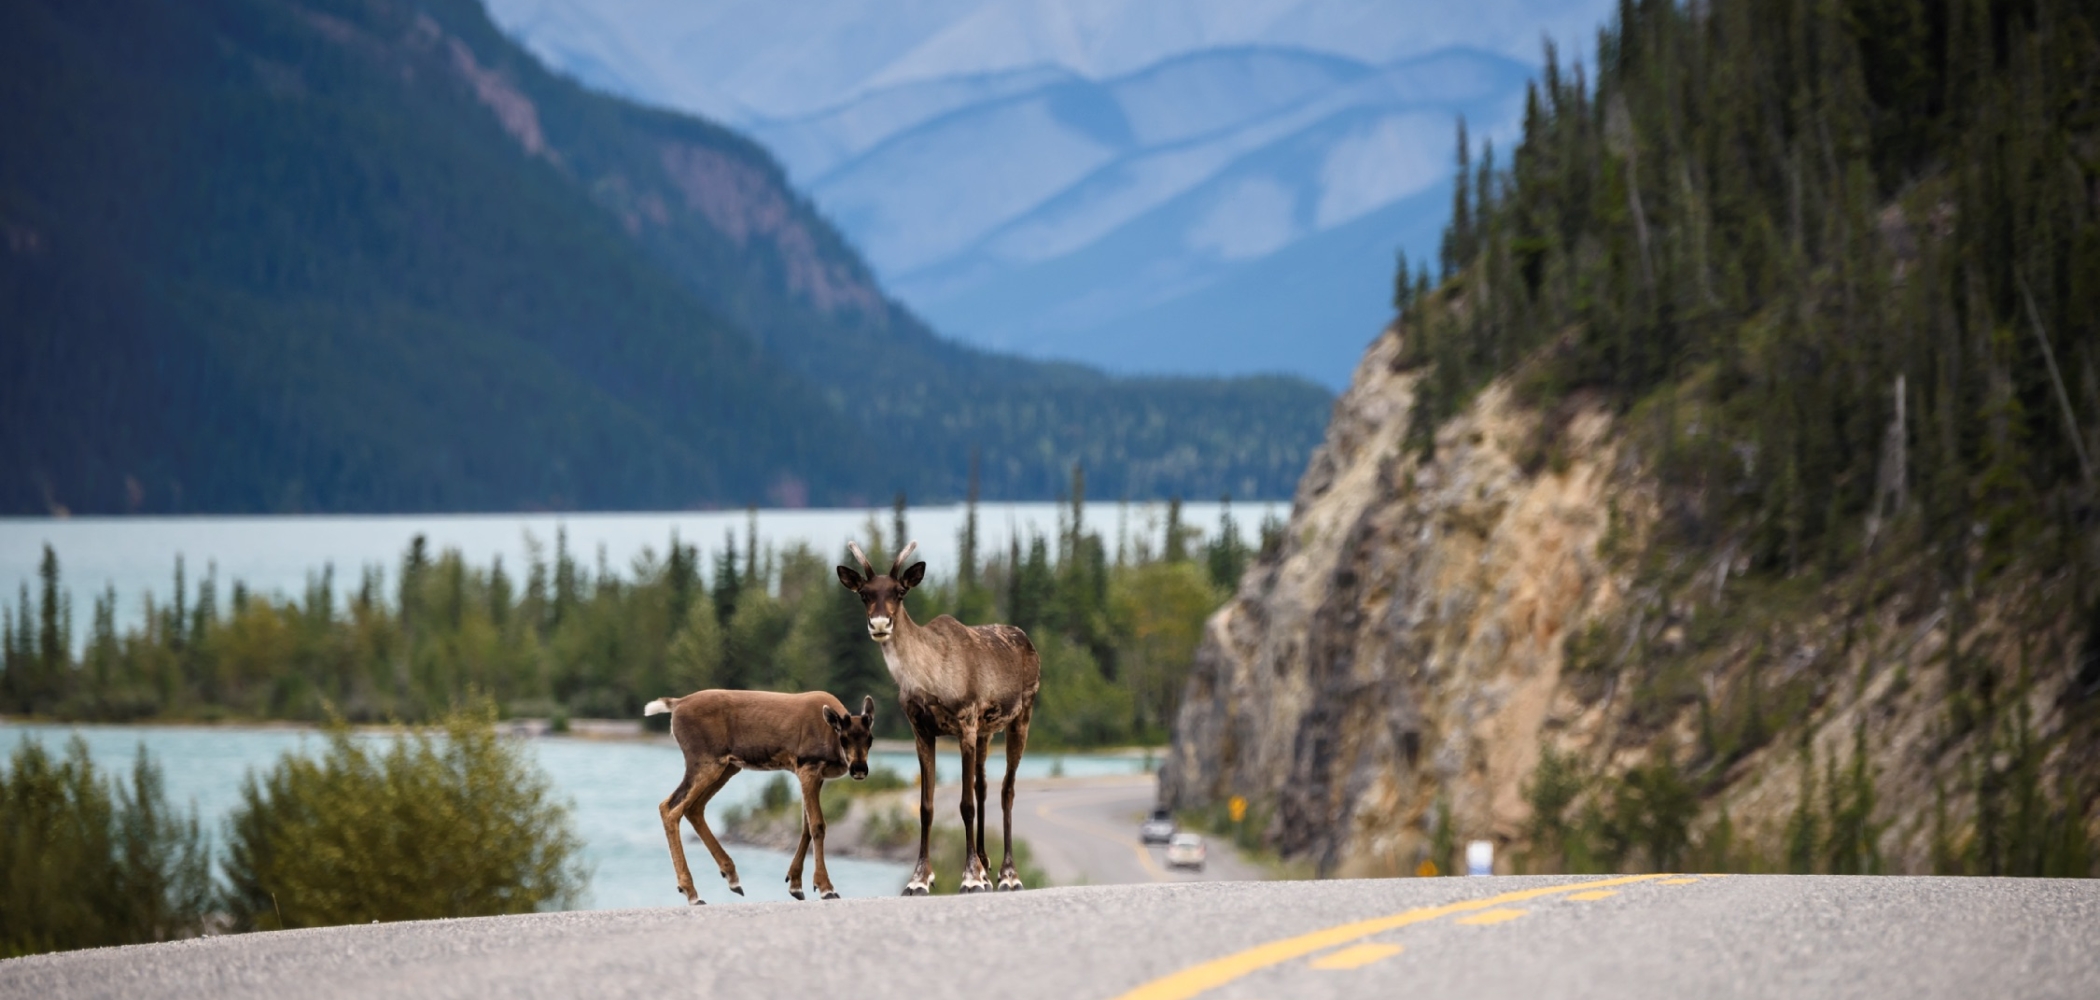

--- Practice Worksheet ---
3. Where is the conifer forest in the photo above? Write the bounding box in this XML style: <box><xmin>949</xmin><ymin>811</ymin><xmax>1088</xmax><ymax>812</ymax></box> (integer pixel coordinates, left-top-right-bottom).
<box><xmin>1396</xmin><ymin>0</ymin><xmax>2099</xmax><ymax>877</ymax></box>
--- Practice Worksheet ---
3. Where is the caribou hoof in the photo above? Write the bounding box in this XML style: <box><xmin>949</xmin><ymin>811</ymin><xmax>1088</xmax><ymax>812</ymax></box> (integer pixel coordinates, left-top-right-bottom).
<box><xmin>821</xmin><ymin>890</ymin><xmax>841</xmax><ymax>900</ymax></box>
<box><xmin>997</xmin><ymin>875</ymin><xmax>1024</xmax><ymax>891</ymax></box>
<box><xmin>903</xmin><ymin>881</ymin><xmax>930</xmax><ymax>896</ymax></box>
<box><xmin>730</xmin><ymin>885</ymin><xmax>745</xmax><ymax>896</ymax></box>
<box><xmin>688</xmin><ymin>897</ymin><xmax>706</xmax><ymax>907</ymax></box>
<box><xmin>959</xmin><ymin>875</ymin><xmax>992</xmax><ymax>894</ymax></box>
<box><xmin>789</xmin><ymin>888</ymin><xmax>805</xmax><ymax>901</ymax></box>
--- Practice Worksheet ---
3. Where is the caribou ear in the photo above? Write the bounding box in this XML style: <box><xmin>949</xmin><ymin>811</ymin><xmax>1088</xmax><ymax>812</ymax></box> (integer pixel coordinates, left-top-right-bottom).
<box><xmin>860</xmin><ymin>694</ymin><xmax>876</xmax><ymax>724</ymax></box>
<box><xmin>823</xmin><ymin>704</ymin><xmax>847</xmax><ymax>732</ymax></box>
<box><xmin>898</xmin><ymin>561</ymin><xmax>927</xmax><ymax>590</ymax></box>
<box><xmin>836</xmin><ymin>565</ymin><xmax>864</xmax><ymax>591</ymax></box>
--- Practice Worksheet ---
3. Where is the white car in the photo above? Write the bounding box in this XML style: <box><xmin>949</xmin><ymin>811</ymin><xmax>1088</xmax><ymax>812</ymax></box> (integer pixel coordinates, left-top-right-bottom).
<box><xmin>1165</xmin><ymin>832</ymin><xmax>1206</xmax><ymax>871</ymax></box>
<box><xmin>1140</xmin><ymin>808</ymin><xmax>1176</xmax><ymax>845</ymax></box>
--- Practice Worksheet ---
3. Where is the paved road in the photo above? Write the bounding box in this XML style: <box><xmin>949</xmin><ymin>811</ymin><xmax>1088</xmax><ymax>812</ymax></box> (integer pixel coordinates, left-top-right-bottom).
<box><xmin>1020</xmin><ymin>775</ymin><xmax>1266</xmax><ymax>886</ymax></box>
<box><xmin>7</xmin><ymin>875</ymin><xmax>2095</xmax><ymax>999</ymax></box>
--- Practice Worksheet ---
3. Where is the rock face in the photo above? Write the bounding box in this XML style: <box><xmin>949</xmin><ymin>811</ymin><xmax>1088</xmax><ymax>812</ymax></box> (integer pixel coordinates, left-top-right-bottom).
<box><xmin>1163</xmin><ymin>321</ymin><xmax>2099</xmax><ymax>876</ymax></box>
<box><xmin>1161</xmin><ymin>324</ymin><xmax>1634</xmax><ymax>874</ymax></box>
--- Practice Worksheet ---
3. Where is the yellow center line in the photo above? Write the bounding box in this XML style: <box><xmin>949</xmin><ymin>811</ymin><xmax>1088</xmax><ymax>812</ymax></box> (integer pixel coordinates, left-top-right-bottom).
<box><xmin>1455</xmin><ymin>908</ymin><xmax>1528</xmax><ymax>925</ymax></box>
<box><xmin>1566</xmin><ymin>889</ymin><xmax>1619</xmax><ymax>901</ymax></box>
<box><xmin>1309</xmin><ymin>943</ymin><xmax>1403</xmax><ymax>970</ymax></box>
<box><xmin>1107</xmin><ymin>873</ymin><xmax>1673</xmax><ymax>1000</ymax></box>
<box><xmin>1034</xmin><ymin>789</ymin><xmax>1173</xmax><ymax>882</ymax></box>
<box><xmin>1657</xmin><ymin>878</ymin><xmax>1700</xmax><ymax>885</ymax></box>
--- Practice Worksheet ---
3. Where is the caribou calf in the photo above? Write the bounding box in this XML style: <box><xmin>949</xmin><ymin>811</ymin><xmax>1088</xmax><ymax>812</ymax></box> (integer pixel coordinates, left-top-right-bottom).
<box><xmin>644</xmin><ymin>690</ymin><xmax>875</xmax><ymax>904</ymax></box>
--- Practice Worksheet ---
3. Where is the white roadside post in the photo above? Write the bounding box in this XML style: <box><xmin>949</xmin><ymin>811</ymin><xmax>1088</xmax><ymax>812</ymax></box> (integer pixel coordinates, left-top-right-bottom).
<box><xmin>1466</xmin><ymin>840</ymin><xmax>1494</xmax><ymax>876</ymax></box>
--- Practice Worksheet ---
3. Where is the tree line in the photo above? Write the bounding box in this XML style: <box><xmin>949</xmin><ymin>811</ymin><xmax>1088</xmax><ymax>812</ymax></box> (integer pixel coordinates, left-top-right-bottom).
<box><xmin>2</xmin><ymin>478</ymin><xmax>1274</xmax><ymax>748</ymax></box>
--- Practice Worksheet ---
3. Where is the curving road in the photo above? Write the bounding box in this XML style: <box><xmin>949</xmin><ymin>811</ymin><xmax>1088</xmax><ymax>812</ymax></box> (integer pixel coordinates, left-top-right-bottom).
<box><xmin>1020</xmin><ymin>775</ymin><xmax>1265</xmax><ymax>886</ymax></box>
<box><xmin>6</xmin><ymin>875</ymin><xmax>2096</xmax><ymax>999</ymax></box>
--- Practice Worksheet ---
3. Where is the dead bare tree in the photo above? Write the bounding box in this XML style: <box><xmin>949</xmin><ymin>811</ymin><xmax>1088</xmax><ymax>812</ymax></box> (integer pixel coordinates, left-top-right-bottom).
<box><xmin>643</xmin><ymin>690</ymin><xmax>875</xmax><ymax>903</ymax></box>
<box><xmin>838</xmin><ymin>540</ymin><xmax>1041</xmax><ymax>893</ymax></box>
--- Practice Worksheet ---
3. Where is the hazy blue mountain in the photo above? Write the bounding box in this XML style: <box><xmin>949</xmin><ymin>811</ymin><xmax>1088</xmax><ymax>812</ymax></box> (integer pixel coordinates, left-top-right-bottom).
<box><xmin>749</xmin><ymin>66</ymin><xmax>1085</xmax><ymax>185</ymax></box>
<box><xmin>487</xmin><ymin>0</ymin><xmax>1615</xmax><ymax>387</ymax></box>
<box><xmin>792</xmin><ymin>47</ymin><xmax>1384</xmax><ymax>275</ymax></box>
<box><xmin>886</xmin><ymin>49</ymin><xmax>1532</xmax><ymax>379</ymax></box>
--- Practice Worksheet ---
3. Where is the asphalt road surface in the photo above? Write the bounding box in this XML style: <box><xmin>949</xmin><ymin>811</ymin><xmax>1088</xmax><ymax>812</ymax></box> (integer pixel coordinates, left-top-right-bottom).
<box><xmin>7</xmin><ymin>875</ymin><xmax>2095</xmax><ymax>999</ymax></box>
<box><xmin>1020</xmin><ymin>775</ymin><xmax>1266</xmax><ymax>886</ymax></box>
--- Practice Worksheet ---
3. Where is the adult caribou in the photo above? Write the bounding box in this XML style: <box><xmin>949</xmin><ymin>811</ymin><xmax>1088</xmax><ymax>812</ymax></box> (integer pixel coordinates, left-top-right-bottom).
<box><xmin>839</xmin><ymin>541</ymin><xmax>1041</xmax><ymax>893</ymax></box>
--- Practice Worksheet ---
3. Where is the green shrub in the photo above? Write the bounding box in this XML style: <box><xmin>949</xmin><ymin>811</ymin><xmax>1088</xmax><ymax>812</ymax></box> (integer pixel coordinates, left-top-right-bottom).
<box><xmin>0</xmin><ymin>738</ymin><xmax>212</xmax><ymax>957</ymax></box>
<box><xmin>222</xmin><ymin>708</ymin><xmax>585</xmax><ymax>930</ymax></box>
<box><xmin>861</xmin><ymin>803</ymin><xmax>917</xmax><ymax>852</ymax></box>
<box><xmin>1601</xmin><ymin>757</ymin><xmax>1698</xmax><ymax>872</ymax></box>
<box><xmin>759</xmin><ymin>773</ymin><xmax>794</xmax><ymax>813</ymax></box>
<box><xmin>1521</xmin><ymin>746</ymin><xmax>1586</xmax><ymax>872</ymax></box>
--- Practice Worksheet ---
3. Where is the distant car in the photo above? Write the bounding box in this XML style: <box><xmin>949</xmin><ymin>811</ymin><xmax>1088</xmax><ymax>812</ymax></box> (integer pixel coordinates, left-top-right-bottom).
<box><xmin>1141</xmin><ymin>808</ymin><xmax>1176</xmax><ymax>845</ymax></box>
<box><xmin>1165</xmin><ymin>832</ymin><xmax>1206</xmax><ymax>871</ymax></box>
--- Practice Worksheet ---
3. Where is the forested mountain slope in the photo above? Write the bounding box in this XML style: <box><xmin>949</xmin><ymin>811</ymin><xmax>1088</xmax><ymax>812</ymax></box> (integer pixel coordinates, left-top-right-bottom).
<box><xmin>1165</xmin><ymin>0</ymin><xmax>2100</xmax><ymax>877</ymax></box>
<box><xmin>0</xmin><ymin>0</ymin><xmax>1330</xmax><ymax>514</ymax></box>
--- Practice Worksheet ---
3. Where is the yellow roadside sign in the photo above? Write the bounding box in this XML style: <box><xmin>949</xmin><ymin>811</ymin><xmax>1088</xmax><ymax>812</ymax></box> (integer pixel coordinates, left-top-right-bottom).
<box><xmin>1228</xmin><ymin>796</ymin><xmax>1247</xmax><ymax>823</ymax></box>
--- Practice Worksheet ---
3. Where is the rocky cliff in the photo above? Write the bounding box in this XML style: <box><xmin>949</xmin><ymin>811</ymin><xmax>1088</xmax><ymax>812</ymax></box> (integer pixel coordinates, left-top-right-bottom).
<box><xmin>1162</xmin><ymin>320</ymin><xmax>2100</xmax><ymax>877</ymax></box>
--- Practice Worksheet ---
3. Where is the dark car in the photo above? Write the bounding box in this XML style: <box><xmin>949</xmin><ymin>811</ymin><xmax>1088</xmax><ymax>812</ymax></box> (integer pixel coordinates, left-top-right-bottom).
<box><xmin>1141</xmin><ymin>807</ymin><xmax>1176</xmax><ymax>844</ymax></box>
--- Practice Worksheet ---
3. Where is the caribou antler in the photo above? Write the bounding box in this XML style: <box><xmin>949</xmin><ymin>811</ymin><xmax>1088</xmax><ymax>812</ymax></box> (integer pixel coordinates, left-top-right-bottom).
<box><xmin>890</xmin><ymin>540</ymin><xmax>919</xmax><ymax>578</ymax></box>
<box><xmin>847</xmin><ymin>541</ymin><xmax>875</xmax><ymax>580</ymax></box>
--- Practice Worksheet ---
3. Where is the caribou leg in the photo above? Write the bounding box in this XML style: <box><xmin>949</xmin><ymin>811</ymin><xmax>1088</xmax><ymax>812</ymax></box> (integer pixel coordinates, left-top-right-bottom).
<box><xmin>661</xmin><ymin>762</ymin><xmax>732</xmax><ymax>905</ymax></box>
<box><xmin>973</xmin><ymin>729</ymin><xmax>993</xmax><ymax>879</ymax></box>
<box><xmin>786</xmin><ymin>802</ymin><xmax>813</xmax><ymax>900</ymax></box>
<box><xmin>957</xmin><ymin>716</ymin><xmax>991</xmax><ymax>892</ymax></box>
<box><xmin>683</xmin><ymin>765</ymin><xmax>744</xmax><ymax>896</ymax></box>
<box><xmin>659</xmin><ymin>765</ymin><xmax>705</xmax><ymax>905</ymax></box>
<box><xmin>798</xmin><ymin>768</ymin><xmax>839</xmax><ymax>899</ymax></box>
<box><xmin>996</xmin><ymin>706</ymin><xmax>1032</xmax><ymax>891</ymax></box>
<box><xmin>904</xmin><ymin>725</ymin><xmax>937</xmax><ymax>896</ymax></box>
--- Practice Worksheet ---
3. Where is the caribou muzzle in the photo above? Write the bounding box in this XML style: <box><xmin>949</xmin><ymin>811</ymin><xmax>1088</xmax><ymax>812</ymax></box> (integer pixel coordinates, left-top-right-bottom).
<box><xmin>868</xmin><ymin>615</ymin><xmax>894</xmax><ymax>641</ymax></box>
